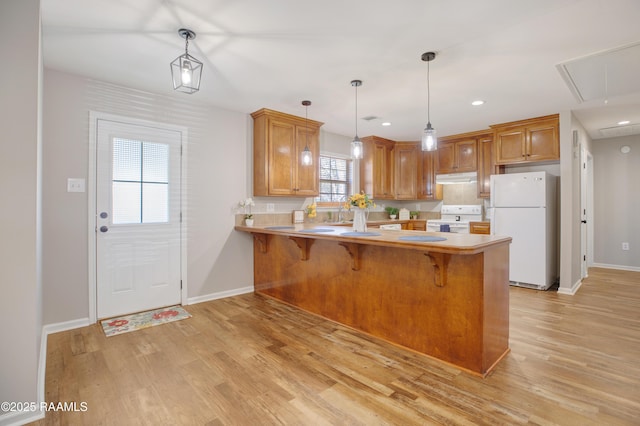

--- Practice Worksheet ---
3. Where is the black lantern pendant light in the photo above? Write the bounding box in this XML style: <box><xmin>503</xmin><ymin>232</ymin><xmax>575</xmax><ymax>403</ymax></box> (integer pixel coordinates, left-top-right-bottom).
<box><xmin>421</xmin><ymin>51</ymin><xmax>437</xmax><ymax>151</ymax></box>
<box><xmin>301</xmin><ymin>100</ymin><xmax>313</xmax><ymax>166</ymax></box>
<box><xmin>350</xmin><ymin>80</ymin><xmax>364</xmax><ymax>160</ymax></box>
<box><xmin>170</xmin><ymin>28</ymin><xmax>203</xmax><ymax>94</ymax></box>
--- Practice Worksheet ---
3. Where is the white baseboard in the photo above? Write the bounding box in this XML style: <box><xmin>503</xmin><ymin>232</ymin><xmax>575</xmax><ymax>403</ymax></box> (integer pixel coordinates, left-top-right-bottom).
<box><xmin>591</xmin><ymin>263</ymin><xmax>640</xmax><ymax>272</ymax></box>
<box><xmin>0</xmin><ymin>327</ymin><xmax>55</xmax><ymax>425</ymax></box>
<box><xmin>43</xmin><ymin>317</ymin><xmax>92</xmax><ymax>335</ymax></box>
<box><xmin>557</xmin><ymin>278</ymin><xmax>583</xmax><ymax>295</ymax></box>
<box><xmin>186</xmin><ymin>286</ymin><xmax>254</xmax><ymax>305</ymax></box>
<box><xmin>0</xmin><ymin>409</ymin><xmax>43</xmax><ymax>426</ymax></box>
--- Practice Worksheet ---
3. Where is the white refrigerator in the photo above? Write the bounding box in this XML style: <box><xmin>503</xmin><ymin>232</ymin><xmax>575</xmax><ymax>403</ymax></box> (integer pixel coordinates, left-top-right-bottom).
<box><xmin>490</xmin><ymin>171</ymin><xmax>557</xmax><ymax>290</ymax></box>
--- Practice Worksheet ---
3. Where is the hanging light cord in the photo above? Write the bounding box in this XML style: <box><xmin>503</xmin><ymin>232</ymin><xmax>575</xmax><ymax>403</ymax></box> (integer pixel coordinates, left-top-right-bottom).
<box><xmin>184</xmin><ymin>34</ymin><xmax>190</xmax><ymax>55</ymax></box>
<box><xmin>427</xmin><ymin>58</ymin><xmax>431</xmax><ymax>123</ymax></box>
<box><xmin>305</xmin><ymin>103</ymin><xmax>309</xmax><ymax>146</ymax></box>
<box><xmin>355</xmin><ymin>83</ymin><xmax>359</xmax><ymax>137</ymax></box>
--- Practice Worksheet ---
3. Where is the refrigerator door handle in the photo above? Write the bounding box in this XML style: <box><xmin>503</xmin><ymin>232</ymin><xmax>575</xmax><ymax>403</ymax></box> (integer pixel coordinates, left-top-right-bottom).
<box><xmin>489</xmin><ymin>176</ymin><xmax>495</xmax><ymax>208</ymax></box>
<box><xmin>488</xmin><ymin>207</ymin><xmax>496</xmax><ymax>235</ymax></box>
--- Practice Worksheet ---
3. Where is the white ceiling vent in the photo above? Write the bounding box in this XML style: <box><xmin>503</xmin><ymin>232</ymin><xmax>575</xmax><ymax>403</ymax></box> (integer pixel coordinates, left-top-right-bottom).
<box><xmin>557</xmin><ymin>41</ymin><xmax>640</xmax><ymax>103</ymax></box>
<box><xmin>599</xmin><ymin>123</ymin><xmax>640</xmax><ymax>138</ymax></box>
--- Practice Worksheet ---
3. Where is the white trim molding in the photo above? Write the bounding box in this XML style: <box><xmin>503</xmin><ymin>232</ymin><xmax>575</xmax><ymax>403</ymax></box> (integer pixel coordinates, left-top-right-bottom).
<box><xmin>43</xmin><ymin>318</ymin><xmax>92</xmax><ymax>335</ymax></box>
<box><xmin>87</xmin><ymin>111</ymin><xmax>188</xmax><ymax>323</ymax></box>
<box><xmin>187</xmin><ymin>286</ymin><xmax>254</xmax><ymax>305</ymax></box>
<box><xmin>557</xmin><ymin>279</ymin><xmax>583</xmax><ymax>295</ymax></box>
<box><xmin>591</xmin><ymin>263</ymin><xmax>640</xmax><ymax>272</ymax></box>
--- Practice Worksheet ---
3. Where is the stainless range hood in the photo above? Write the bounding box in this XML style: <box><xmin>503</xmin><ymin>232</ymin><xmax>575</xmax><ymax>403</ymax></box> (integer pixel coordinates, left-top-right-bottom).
<box><xmin>435</xmin><ymin>171</ymin><xmax>478</xmax><ymax>184</ymax></box>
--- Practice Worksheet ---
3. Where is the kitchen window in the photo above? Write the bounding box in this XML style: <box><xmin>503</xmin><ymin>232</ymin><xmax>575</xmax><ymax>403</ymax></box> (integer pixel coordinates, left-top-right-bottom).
<box><xmin>317</xmin><ymin>154</ymin><xmax>352</xmax><ymax>206</ymax></box>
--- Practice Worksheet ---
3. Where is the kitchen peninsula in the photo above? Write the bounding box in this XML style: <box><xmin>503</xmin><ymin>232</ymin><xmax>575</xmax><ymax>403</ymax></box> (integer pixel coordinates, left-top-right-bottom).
<box><xmin>235</xmin><ymin>224</ymin><xmax>512</xmax><ymax>376</ymax></box>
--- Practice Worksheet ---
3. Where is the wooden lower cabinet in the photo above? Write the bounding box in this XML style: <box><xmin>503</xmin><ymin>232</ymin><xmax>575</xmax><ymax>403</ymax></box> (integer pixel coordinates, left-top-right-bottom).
<box><xmin>248</xmin><ymin>229</ymin><xmax>511</xmax><ymax>376</ymax></box>
<box><xmin>408</xmin><ymin>220</ymin><xmax>426</xmax><ymax>231</ymax></box>
<box><xmin>470</xmin><ymin>221</ymin><xmax>491</xmax><ymax>234</ymax></box>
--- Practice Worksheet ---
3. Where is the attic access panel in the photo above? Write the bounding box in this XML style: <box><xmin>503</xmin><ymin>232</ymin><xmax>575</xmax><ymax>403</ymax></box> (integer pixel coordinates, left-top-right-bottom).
<box><xmin>557</xmin><ymin>41</ymin><xmax>640</xmax><ymax>103</ymax></box>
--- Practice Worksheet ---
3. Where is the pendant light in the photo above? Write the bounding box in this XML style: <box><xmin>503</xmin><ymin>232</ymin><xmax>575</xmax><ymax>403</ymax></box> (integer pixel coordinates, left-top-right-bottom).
<box><xmin>301</xmin><ymin>100</ymin><xmax>313</xmax><ymax>166</ymax></box>
<box><xmin>350</xmin><ymin>80</ymin><xmax>364</xmax><ymax>160</ymax></box>
<box><xmin>421</xmin><ymin>51</ymin><xmax>437</xmax><ymax>151</ymax></box>
<box><xmin>170</xmin><ymin>28</ymin><xmax>203</xmax><ymax>94</ymax></box>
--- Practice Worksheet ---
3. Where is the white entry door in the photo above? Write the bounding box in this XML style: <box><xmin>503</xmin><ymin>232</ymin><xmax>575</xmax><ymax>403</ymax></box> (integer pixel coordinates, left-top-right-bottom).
<box><xmin>96</xmin><ymin>118</ymin><xmax>182</xmax><ymax>319</ymax></box>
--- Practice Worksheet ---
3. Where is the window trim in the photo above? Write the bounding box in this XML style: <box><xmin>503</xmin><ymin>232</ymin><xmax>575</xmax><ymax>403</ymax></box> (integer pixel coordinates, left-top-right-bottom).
<box><xmin>316</xmin><ymin>152</ymin><xmax>352</xmax><ymax>208</ymax></box>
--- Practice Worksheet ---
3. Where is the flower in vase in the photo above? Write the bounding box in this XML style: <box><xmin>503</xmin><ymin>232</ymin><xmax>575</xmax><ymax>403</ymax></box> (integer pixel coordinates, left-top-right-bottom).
<box><xmin>306</xmin><ymin>202</ymin><xmax>317</xmax><ymax>218</ymax></box>
<box><xmin>345</xmin><ymin>192</ymin><xmax>375</xmax><ymax>210</ymax></box>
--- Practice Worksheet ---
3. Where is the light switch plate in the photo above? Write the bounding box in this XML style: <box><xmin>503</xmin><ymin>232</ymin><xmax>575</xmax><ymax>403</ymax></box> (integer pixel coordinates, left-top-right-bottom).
<box><xmin>67</xmin><ymin>178</ymin><xmax>86</xmax><ymax>193</ymax></box>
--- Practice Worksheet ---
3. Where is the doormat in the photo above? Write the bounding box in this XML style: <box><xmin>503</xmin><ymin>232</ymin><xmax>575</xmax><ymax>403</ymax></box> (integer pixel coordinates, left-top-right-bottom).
<box><xmin>101</xmin><ymin>306</ymin><xmax>191</xmax><ymax>337</ymax></box>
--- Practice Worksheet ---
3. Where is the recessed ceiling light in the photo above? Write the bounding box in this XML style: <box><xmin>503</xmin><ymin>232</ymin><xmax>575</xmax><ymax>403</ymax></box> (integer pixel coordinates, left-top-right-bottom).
<box><xmin>618</xmin><ymin>120</ymin><xmax>630</xmax><ymax>125</ymax></box>
<box><xmin>381</xmin><ymin>122</ymin><xmax>391</xmax><ymax>126</ymax></box>
<box><xmin>471</xmin><ymin>100</ymin><xmax>485</xmax><ymax>106</ymax></box>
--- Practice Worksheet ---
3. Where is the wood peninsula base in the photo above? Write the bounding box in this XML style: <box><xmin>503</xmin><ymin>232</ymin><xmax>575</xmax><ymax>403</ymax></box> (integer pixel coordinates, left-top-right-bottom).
<box><xmin>237</xmin><ymin>225</ymin><xmax>511</xmax><ymax>376</ymax></box>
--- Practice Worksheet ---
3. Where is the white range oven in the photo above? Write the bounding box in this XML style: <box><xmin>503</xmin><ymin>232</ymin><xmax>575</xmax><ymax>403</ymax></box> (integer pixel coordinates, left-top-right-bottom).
<box><xmin>426</xmin><ymin>205</ymin><xmax>483</xmax><ymax>234</ymax></box>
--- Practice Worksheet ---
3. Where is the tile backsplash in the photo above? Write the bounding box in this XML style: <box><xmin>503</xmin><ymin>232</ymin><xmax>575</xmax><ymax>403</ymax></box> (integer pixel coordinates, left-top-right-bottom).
<box><xmin>442</xmin><ymin>182</ymin><xmax>483</xmax><ymax>206</ymax></box>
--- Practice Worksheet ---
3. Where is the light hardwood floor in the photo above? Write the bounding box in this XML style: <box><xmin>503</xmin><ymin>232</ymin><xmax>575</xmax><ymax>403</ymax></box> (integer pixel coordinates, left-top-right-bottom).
<box><xmin>31</xmin><ymin>267</ymin><xmax>639</xmax><ymax>425</ymax></box>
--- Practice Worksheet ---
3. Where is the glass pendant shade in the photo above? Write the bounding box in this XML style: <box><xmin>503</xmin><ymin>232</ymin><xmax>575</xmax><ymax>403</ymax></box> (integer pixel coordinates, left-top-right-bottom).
<box><xmin>301</xmin><ymin>100</ymin><xmax>313</xmax><ymax>165</ymax></box>
<box><xmin>171</xmin><ymin>29</ymin><xmax>203</xmax><ymax>94</ymax></box>
<box><xmin>301</xmin><ymin>146</ymin><xmax>313</xmax><ymax>165</ymax></box>
<box><xmin>351</xmin><ymin>136</ymin><xmax>363</xmax><ymax>160</ymax></box>
<box><xmin>421</xmin><ymin>122</ymin><xmax>437</xmax><ymax>152</ymax></box>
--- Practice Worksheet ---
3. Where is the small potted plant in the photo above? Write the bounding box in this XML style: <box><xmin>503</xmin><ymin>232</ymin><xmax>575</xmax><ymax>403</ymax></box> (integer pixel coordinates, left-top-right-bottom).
<box><xmin>239</xmin><ymin>197</ymin><xmax>255</xmax><ymax>226</ymax></box>
<box><xmin>410</xmin><ymin>210</ymin><xmax>420</xmax><ymax>219</ymax></box>
<box><xmin>385</xmin><ymin>206</ymin><xmax>399</xmax><ymax>219</ymax></box>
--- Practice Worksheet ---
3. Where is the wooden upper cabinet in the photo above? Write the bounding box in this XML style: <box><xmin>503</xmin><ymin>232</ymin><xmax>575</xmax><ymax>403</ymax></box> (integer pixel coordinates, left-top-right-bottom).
<box><xmin>477</xmin><ymin>134</ymin><xmax>502</xmax><ymax>198</ymax></box>
<box><xmin>435</xmin><ymin>138</ymin><xmax>477</xmax><ymax>174</ymax></box>
<box><xmin>394</xmin><ymin>142</ymin><xmax>418</xmax><ymax>200</ymax></box>
<box><xmin>361</xmin><ymin>136</ymin><xmax>395</xmax><ymax>199</ymax></box>
<box><xmin>491</xmin><ymin>114</ymin><xmax>559</xmax><ymax>165</ymax></box>
<box><xmin>418</xmin><ymin>149</ymin><xmax>441</xmax><ymax>200</ymax></box>
<box><xmin>251</xmin><ymin>108</ymin><xmax>323</xmax><ymax>197</ymax></box>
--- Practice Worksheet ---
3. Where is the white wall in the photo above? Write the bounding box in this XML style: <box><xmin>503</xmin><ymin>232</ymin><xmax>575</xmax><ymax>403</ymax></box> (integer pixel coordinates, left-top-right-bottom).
<box><xmin>0</xmin><ymin>0</ymin><xmax>43</xmax><ymax>423</ymax></box>
<box><xmin>592</xmin><ymin>134</ymin><xmax>640</xmax><ymax>270</ymax></box>
<box><xmin>42</xmin><ymin>69</ymin><xmax>254</xmax><ymax>323</ymax></box>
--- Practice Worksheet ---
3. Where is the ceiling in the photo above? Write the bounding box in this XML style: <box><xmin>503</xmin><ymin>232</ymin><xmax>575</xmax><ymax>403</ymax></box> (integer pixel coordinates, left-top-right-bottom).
<box><xmin>40</xmin><ymin>0</ymin><xmax>640</xmax><ymax>141</ymax></box>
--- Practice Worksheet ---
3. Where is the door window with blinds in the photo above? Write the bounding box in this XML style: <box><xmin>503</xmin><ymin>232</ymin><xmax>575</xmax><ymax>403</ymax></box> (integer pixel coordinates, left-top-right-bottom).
<box><xmin>317</xmin><ymin>154</ymin><xmax>352</xmax><ymax>205</ymax></box>
<box><xmin>112</xmin><ymin>138</ymin><xmax>170</xmax><ymax>224</ymax></box>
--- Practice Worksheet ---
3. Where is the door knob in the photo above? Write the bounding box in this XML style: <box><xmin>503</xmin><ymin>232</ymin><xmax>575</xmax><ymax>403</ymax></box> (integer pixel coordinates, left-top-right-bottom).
<box><xmin>100</xmin><ymin>226</ymin><xmax>109</xmax><ymax>233</ymax></box>
<box><xmin>581</xmin><ymin>220</ymin><xmax>587</xmax><ymax>224</ymax></box>
<box><xmin>100</xmin><ymin>212</ymin><xmax>108</xmax><ymax>219</ymax></box>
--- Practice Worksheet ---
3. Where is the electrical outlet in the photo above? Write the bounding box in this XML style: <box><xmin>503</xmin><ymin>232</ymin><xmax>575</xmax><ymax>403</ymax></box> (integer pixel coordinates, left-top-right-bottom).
<box><xmin>266</xmin><ymin>203</ymin><xmax>275</xmax><ymax>212</ymax></box>
<box><xmin>622</xmin><ymin>242</ymin><xmax>629</xmax><ymax>251</ymax></box>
